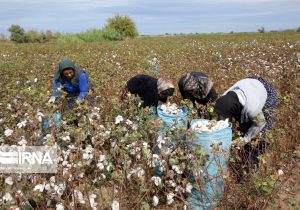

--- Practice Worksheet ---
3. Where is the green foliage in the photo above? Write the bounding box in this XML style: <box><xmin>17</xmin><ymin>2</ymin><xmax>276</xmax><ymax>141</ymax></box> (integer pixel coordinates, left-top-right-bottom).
<box><xmin>297</xmin><ymin>26</ymin><xmax>300</xmax><ymax>32</ymax></box>
<box><xmin>289</xmin><ymin>198</ymin><xmax>300</xmax><ymax>208</ymax></box>
<box><xmin>8</xmin><ymin>25</ymin><xmax>56</xmax><ymax>43</ymax></box>
<box><xmin>8</xmin><ymin>24</ymin><xmax>26</xmax><ymax>43</ymax></box>
<box><xmin>57</xmin><ymin>27</ymin><xmax>125</xmax><ymax>44</ymax></box>
<box><xmin>56</xmin><ymin>33</ymin><xmax>85</xmax><ymax>44</ymax></box>
<box><xmin>77</xmin><ymin>28</ymin><xmax>105</xmax><ymax>42</ymax></box>
<box><xmin>101</xmin><ymin>27</ymin><xmax>125</xmax><ymax>41</ymax></box>
<box><xmin>25</xmin><ymin>30</ymin><xmax>48</xmax><ymax>43</ymax></box>
<box><xmin>105</xmin><ymin>14</ymin><xmax>139</xmax><ymax>38</ymax></box>
<box><xmin>253</xmin><ymin>174</ymin><xmax>276</xmax><ymax>195</ymax></box>
<box><xmin>211</xmin><ymin>52</ymin><xmax>222</xmax><ymax>62</ymax></box>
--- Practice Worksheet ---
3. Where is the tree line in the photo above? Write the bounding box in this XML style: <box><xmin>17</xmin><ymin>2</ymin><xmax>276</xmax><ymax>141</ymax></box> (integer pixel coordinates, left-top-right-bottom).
<box><xmin>7</xmin><ymin>15</ymin><xmax>139</xmax><ymax>43</ymax></box>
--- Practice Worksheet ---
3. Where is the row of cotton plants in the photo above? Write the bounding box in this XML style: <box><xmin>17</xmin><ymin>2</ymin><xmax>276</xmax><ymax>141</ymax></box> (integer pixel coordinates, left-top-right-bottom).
<box><xmin>1</xmin><ymin>95</ymin><xmax>222</xmax><ymax>209</ymax></box>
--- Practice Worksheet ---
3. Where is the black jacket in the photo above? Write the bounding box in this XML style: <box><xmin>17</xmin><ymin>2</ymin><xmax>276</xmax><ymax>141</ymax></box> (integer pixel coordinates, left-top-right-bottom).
<box><xmin>126</xmin><ymin>74</ymin><xmax>161</xmax><ymax>107</ymax></box>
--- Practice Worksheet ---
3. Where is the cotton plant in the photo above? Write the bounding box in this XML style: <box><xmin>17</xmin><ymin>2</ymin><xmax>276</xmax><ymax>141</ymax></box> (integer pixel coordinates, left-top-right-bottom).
<box><xmin>17</xmin><ymin>136</ymin><xmax>27</xmax><ymax>146</ymax></box>
<box><xmin>0</xmin><ymin>89</ymin><xmax>205</xmax><ymax>209</ymax></box>
<box><xmin>147</xmin><ymin>130</ymin><xmax>208</xmax><ymax>207</ymax></box>
<box><xmin>96</xmin><ymin>154</ymin><xmax>108</xmax><ymax>170</ymax></box>
<box><xmin>1</xmin><ymin>193</ymin><xmax>13</xmax><ymax>204</ymax></box>
<box><xmin>81</xmin><ymin>144</ymin><xmax>94</xmax><ymax>163</ymax></box>
<box><xmin>16</xmin><ymin>119</ymin><xmax>27</xmax><ymax>128</ymax></box>
<box><xmin>167</xmin><ymin>193</ymin><xmax>175</xmax><ymax>205</ymax></box>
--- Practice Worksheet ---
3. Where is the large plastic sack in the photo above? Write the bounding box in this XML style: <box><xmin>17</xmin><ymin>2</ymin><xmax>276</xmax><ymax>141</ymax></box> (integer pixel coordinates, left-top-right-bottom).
<box><xmin>187</xmin><ymin>119</ymin><xmax>232</xmax><ymax>210</ymax></box>
<box><xmin>156</xmin><ymin>105</ymin><xmax>188</xmax><ymax>134</ymax></box>
<box><xmin>153</xmin><ymin>105</ymin><xmax>188</xmax><ymax>176</ymax></box>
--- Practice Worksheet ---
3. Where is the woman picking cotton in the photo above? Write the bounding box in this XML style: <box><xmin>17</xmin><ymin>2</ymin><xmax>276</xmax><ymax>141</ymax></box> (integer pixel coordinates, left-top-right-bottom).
<box><xmin>120</xmin><ymin>74</ymin><xmax>175</xmax><ymax>108</ymax></box>
<box><xmin>178</xmin><ymin>72</ymin><xmax>218</xmax><ymax>106</ymax></box>
<box><xmin>214</xmin><ymin>76</ymin><xmax>278</xmax><ymax>168</ymax></box>
<box><xmin>178</xmin><ymin>72</ymin><xmax>218</xmax><ymax>118</ymax></box>
<box><xmin>48</xmin><ymin>59</ymin><xmax>94</xmax><ymax>109</ymax></box>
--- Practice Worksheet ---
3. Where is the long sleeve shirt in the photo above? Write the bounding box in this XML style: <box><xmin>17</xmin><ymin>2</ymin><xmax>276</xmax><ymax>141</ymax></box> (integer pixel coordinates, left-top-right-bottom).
<box><xmin>224</xmin><ymin>78</ymin><xmax>268</xmax><ymax>140</ymax></box>
<box><xmin>52</xmin><ymin>71</ymin><xmax>89</xmax><ymax>100</ymax></box>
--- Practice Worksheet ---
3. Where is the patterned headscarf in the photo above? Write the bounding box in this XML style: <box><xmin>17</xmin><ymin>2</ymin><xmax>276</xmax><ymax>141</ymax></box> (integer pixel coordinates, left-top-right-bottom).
<box><xmin>157</xmin><ymin>77</ymin><xmax>175</xmax><ymax>94</ymax></box>
<box><xmin>183</xmin><ymin>72</ymin><xmax>213</xmax><ymax>99</ymax></box>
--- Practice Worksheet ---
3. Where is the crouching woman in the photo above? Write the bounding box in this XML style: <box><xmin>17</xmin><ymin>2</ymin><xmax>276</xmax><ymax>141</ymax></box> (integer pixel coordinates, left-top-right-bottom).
<box><xmin>48</xmin><ymin>59</ymin><xmax>94</xmax><ymax>109</ymax></box>
<box><xmin>214</xmin><ymin>76</ymin><xmax>278</xmax><ymax>168</ymax></box>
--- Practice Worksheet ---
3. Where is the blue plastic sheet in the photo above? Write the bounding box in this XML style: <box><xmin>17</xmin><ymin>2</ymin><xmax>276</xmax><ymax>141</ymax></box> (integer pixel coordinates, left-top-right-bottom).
<box><xmin>43</xmin><ymin>111</ymin><xmax>62</xmax><ymax>129</ymax></box>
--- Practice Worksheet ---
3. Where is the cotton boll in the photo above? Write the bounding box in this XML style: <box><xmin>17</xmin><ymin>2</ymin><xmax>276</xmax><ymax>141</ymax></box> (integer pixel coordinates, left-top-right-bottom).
<box><xmin>89</xmin><ymin>194</ymin><xmax>97</xmax><ymax>210</ymax></box>
<box><xmin>18</xmin><ymin>136</ymin><xmax>27</xmax><ymax>146</ymax></box>
<box><xmin>4</xmin><ymin>128</ymin><xmax>13</xmax><ymax>137</ymax></box>
<box><xmin>5</xmin><ymin>176</ymin><xmax>13</xmax><ymax>185</ymax></box>
<box><xmin>56</xmin><ymin>203</ymin><xmax>64</xmax><ymax>210</ymax></box>
<box><xmin>167</xmin><ymin>193</ymin><xmax>175</xmax><ymax>205</ymax></box>
<box><xmin>34</xmin><ymin>183</ymin><xmax>45</xmax><ymax>192</ymax></box>
<box><xmin>151</xmin><ymin>176</ymin><xmax>162</xmax><ymax>186</ymax></box>
<box><xmin>186</xmin><ymin>183</ymin><xmax>193</xmax><ymax>193</ymax></box>
<box><xmin>115</xmin><ymin>115</ymin><xmax>124</xmax><ymax>124</ymax></box>
<box><xmin>2</xmin><ymin>193</ymin><xmax>13</xmax><ymax>203</ymax></box>
<box><xmin>153</xmin><ymin>196</ymin><xmax>159</xmax><ymax>206</ymax></box>
<box><xmin>74</xmin><ymin>190</ymin><xmax>85</xmax><ymax>204</ymax></box>
<box><xmin>111</xmin><ymin>200</ymin><xmax>119</xmax><ymax>210</ymax></box>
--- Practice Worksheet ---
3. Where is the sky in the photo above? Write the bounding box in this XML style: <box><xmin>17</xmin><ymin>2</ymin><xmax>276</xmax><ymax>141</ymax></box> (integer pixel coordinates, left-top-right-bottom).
<box><xmin>0</xmin><ymin>0</ymin><xmax>299</xmax><ymax>36</ymax></box>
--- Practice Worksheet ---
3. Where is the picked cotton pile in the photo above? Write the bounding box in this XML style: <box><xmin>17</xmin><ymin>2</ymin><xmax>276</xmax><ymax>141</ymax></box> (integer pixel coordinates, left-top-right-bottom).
<box><xmin>160</xmin><ymin>102</ymin><xmax>183</xmax><ymax>115</ymax></box>
<box><xmin>191</xmin><ymin>119</ymin><xmax>229</xmax><ymax>132</ymax></box>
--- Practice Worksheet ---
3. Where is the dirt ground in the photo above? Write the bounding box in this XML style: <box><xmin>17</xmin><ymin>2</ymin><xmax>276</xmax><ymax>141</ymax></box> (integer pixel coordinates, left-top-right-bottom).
<box><xmin>268</xmin><ymin>153</ymin><xmax>300</xmax><ymax>210</ymax></box>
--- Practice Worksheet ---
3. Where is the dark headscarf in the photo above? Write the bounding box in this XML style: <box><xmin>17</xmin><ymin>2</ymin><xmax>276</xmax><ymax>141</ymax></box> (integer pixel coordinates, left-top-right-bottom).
<box><xmin>183</xmin><ymin>72</ymin><xmax>213</xmax><ymax>99</ymax></box>
<box><xmin>54</xmin><ymin>59</ymin><xmax>81</xmax><ymax>87</ymax></box>
<box><xmin>214</xmin><ymin>91</ymin><xmax>243</xmax><ymax>122</ymax></box>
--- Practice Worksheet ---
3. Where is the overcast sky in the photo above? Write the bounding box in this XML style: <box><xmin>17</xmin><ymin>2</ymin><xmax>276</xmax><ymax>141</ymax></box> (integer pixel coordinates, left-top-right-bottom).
<box><xmin>0</xmin><ymin>0</ymin><xmax>299</xmax><ymax>36</ymax></box>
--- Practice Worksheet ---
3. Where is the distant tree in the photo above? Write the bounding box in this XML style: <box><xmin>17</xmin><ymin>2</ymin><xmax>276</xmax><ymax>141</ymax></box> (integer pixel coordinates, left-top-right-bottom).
<box><xmin>297</xmin><ymin>27</ymin><xmax>300</xmax><ymax>32</ymax></box>
<box><xmin>25</xmin><ymin>30</ymin><xmax>47</xmax><ymax>43</ymax></box>
<box><xmin>258</xmin><ymin>27</ymin><xmax>265</xmax><ymax>33</ymax></box>
<box><xmin>105</xmin><ymin>14</ymin><xmax>139</xmax><ymax>38</ymax></box>
<box><xmin>8</xmin><ymin>24</ymin><xmax>26</xmax><ymax>43</ymax></box>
